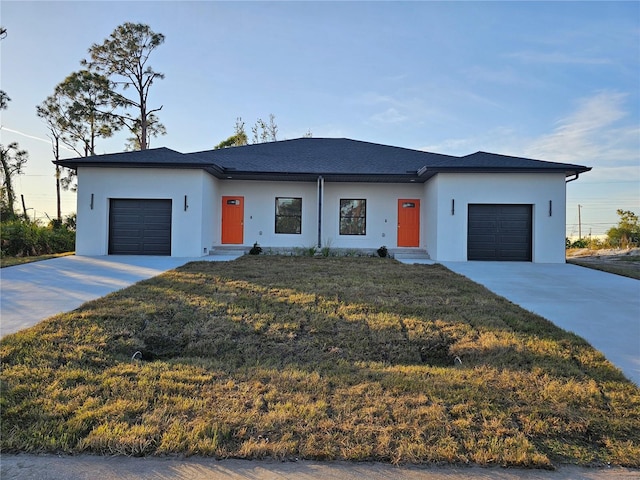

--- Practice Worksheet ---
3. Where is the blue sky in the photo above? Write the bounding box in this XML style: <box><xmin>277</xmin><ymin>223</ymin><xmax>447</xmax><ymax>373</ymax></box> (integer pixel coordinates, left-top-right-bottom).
<box><xmin>1</xmin><ymin>1</ymin><xmax>638</xmax><ymax>237</ymax></box>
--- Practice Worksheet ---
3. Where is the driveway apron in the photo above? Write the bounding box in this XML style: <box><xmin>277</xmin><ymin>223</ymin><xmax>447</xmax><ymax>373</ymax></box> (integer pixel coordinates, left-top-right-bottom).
<box><xmin>439</xmin><ymin>261</ymin><xmax>640</xmax><ymax>386</ymax></box>
<box><xmin>0</xmin><ymin>255</ymin><xmax>240</xmax><ymax>338</ymax></box>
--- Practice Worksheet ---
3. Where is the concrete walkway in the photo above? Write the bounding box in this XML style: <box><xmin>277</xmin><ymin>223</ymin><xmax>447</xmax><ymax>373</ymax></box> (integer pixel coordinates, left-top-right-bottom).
<box><xmin>0</xmin><ymin>254</ymin><xmax>240</xmax><ymax>338</ymax></box>
<box><xmin>435</xmin><ymin>261</ymin><xmax>640</xmax><ymax>386</ymax></box>
<box><xmin>1</xmin><ymin>454</ymin><xmax>638</xmax><ymax>480</ymax></box>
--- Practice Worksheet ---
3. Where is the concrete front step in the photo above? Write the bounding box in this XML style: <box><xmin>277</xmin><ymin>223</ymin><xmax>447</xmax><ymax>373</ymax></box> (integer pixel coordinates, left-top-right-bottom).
<box><xmin>390</xmin><ymin>249</ymin><xmax>431</xmax><ymax>259</ymax></box>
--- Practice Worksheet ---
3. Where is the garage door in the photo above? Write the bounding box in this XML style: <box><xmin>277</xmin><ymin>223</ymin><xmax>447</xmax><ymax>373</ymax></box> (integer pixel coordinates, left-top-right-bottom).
<box><xmin>467</xmin><ymin>204</ymin><xmax>532</xmax><ymax>261</ymax></box>
<box><xmin>109</xmin><ymin>199</ymin><xmax>172</xmax><ymax>255</ymax></box>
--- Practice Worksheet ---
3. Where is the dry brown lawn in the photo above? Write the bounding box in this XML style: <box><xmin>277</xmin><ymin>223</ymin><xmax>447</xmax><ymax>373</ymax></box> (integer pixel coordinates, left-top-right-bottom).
<box><xmin>1</xmin><ymin>256</ymin><xmax>638</xmax><ymax>467</ymax></box>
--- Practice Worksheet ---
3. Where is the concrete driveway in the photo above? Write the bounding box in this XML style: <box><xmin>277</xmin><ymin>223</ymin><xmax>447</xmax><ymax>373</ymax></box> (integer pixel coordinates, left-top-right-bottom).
<box><xmin>439</xmin><ymin>261</ymin><xmax>640</xmax><ymax>386</ymax></box>
<box><xmin>0</xmin><ymin>254</ymin><xmax>241</xmax><ymax>338</ymax></box>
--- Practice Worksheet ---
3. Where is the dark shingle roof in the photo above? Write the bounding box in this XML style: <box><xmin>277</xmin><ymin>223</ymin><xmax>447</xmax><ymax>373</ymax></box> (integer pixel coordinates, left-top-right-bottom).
<box><xmin>56</xmin><ymin>147</ymin><xmax>224</xmax><ymax>176</ymax></box>
<box><xmin>189</xmin><ymin>138</ymin><xmax>456</xmax><ymax>174</ymax></box>
<box><xmin>56</xmin><ymin>138</ymin><xmax>591</xmax><ymax>182</ymax></box>
<box><xmin>71</xmin><ymin>147</ymin><xmax>185</xmax><ymax>164</ymax></box>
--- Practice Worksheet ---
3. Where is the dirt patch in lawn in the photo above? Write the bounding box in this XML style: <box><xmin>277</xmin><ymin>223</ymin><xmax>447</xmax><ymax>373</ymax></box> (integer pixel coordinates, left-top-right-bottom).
<box><xmin>566</xmin><ymin>248</ymin><xmax>640</xmax><ymax>279</ymax></box>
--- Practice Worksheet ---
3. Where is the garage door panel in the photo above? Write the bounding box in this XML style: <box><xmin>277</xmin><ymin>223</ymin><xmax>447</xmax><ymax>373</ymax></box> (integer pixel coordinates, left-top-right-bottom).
<box><xmin>109</xmin><ymin>199</ymin><xmax>172</xmax><ymax>255</ymax></box>
<box><xmin>143</xmin><ymin>215</ymin><xmax>170</xmax><ymax>223</ymax></box>
<box><xmin>468</xmin><ymin>204</ymin><xmax>532</xmax><ymax>261</ymax></box>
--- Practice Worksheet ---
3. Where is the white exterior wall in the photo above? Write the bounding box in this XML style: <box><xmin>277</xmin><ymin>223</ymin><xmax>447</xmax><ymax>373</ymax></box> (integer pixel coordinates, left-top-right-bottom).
<box><xmin>423</xmin><ymin>176</ymin><xmax>439</xmax><ymax>257</ymax></box>
<box><xmin>76</xmin><ymin>167</ymin><xmax>567</xmax><ymax>262</ymax></box>
<box><xmin>216</xmin><ymin>181</ymin><xmax>424</xmax><ymax>250</ymax></box>
<box><xmin>201</xmin><ymin>173</ymin><xmax>219</xmax><ymax>253</ymax></box>
<box><xmin>218</xmin><ymin>180</ymin><xmax>319</xmax><ymax>248</ymax></box>
<box><xmin>424</xmin><ymin>172</ymin><xmax>567</xmax><ymax>263</ymax></box>
<box><xmin>322</xmin><ymin>182</ymin><xmax>424</xmax><ymax>249</ymax></box>
<box><xmin>76</xmin><ymin>167</ymin><xmax>216</xmax><ymax>257</ymax></box>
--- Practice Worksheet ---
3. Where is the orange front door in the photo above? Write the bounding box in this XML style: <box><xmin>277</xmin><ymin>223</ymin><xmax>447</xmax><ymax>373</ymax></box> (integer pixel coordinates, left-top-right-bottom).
<box><xmin>397</xmin><ymin>199</ymin><xmax>420</xmax><ymax>247</ymax></box>
<box><xmin>222</xmin><ymin>196</ymin><xmax>244</xmax><ymax>244</ymax></box>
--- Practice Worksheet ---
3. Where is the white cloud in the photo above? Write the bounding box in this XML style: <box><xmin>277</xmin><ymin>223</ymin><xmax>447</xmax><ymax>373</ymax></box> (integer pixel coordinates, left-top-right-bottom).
<box><xmin>585</xmin><ymin>166</ymin><xmax>640</xmax><ymax>184</ymax></box>
<box><xmin>0</xmin><ymin>126</ymin><xmax>51</xmax><ymax>145</ymax></box>
<box><xmin>417</xmin><ymin>91</ymin><xmax>639</xmax><ymax>187</ymax></box>
<box><xmin>370</xmin><ymin>107</ymin><xmax>408</xmax><ymax>124</ymax></box>
<box><xmin>419</xmin><ymin>127</ymin><xmax>521</xmax><ymax>156</ymax></box>
<box><xmin>353</xmin><ymin>91</ymin><xmax>440</xmax><ymax>126</ymax></box>
<box><xmin>524</xmin><ymin>91</ymin><xmax>639</xmax><ymax>168</ymax></box>
<box><xmin>0</xmin><ymin>126</ymin><xmax>76</xmax><ymax>152</ymax></box>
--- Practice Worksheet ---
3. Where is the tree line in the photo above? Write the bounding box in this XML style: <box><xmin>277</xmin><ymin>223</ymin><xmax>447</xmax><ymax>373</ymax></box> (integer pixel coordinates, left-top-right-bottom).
<box><xmin>214</xmin><ymin>115</ymin><xmax>312</xmax><ymax>150</ymax></box>
<box><xmin>36</xmin><ymin>22</ymin><xmax>166</xmax><ymax>217</ymax></box>
<box><xmin>2</xmin><ymin>21</ymin><xmax>310</xmax><ymax>223</ymax></box>
<box><xmin>2</xmin><ymin>23</ymin><xmax>166</xmax><ymax>221</ymax></box>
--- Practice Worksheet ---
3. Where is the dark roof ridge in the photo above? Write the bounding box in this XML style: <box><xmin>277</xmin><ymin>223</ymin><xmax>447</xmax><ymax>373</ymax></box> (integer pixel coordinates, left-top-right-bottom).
<box><xmin>190</xmin><ymin>137</ymin><xmax>459</xmax><ymax>159</ymax></box>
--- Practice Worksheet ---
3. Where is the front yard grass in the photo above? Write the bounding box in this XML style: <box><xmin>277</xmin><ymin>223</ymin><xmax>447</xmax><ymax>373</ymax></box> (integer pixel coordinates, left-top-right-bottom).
<box><xmin>1</xmin><ymin>256</ymin><xmax>638</xmax><ymax>467</ymax></box>
<box><xmin>0</xmin><ymin>252</ymin><xmax>74</xmax><ymax>268</ymax></box>
<box><xmin>567</xmin><ymin>256</ymin><xmax>640</xmax><ymax>280</ymax></box>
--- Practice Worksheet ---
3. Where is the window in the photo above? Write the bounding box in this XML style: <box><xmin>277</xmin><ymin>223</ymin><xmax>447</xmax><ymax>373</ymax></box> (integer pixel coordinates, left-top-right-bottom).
<box><xmin>340</xmin><ymin>199</ymin><xmax>366</xmax><ymax>235</ymax></box>
<box><xmin>275</xmin><ymin>197</ymin><xmax>302</xmax><ymax>234</ymax></box>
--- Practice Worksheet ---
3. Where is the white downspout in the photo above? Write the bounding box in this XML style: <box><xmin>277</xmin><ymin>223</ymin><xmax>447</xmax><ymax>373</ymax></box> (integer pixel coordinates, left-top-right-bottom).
<box><xmin>317</xmin><ymin>176</ymin><xmax>324</xmax><ymax>248</ymax></box>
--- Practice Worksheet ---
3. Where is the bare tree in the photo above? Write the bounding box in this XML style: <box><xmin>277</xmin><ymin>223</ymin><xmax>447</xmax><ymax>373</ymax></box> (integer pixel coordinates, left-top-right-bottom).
<box><xmin>251</xmin><ymin>113</ymin><xmax>278</xmax><ymax>144</ymax></box>
<box><xmin>0</xmin><ymin>142</ymin><xmax>28</xmax><ymax>219</ymax></box>
<box><xmin>1</xmin><ymin>87</ymin><xmax>29</xmax><ymax>220</ymax></box>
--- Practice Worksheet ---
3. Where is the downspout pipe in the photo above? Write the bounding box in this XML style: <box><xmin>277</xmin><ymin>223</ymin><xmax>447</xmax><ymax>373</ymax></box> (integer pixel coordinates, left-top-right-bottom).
<box><xmin>317</xmin><ymin>176</ymin><xmax>324</xmax><ymax>248</ymax></box>
<box><xmin>565</xmin><ymin>173</ymin><xmax>580</xmax><ymax>183</ymax></box>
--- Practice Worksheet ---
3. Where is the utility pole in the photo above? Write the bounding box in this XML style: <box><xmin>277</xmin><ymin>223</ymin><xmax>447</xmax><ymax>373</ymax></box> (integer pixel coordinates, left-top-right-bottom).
<box><xmin>21</xmin><ymin>194</ymin><xmax>28</xmax><ymax>221</ymax></box>
<box><xmin>578</xmin><ymin>204</ymin><xmax>582</xmax><ymax>239</ymax></box>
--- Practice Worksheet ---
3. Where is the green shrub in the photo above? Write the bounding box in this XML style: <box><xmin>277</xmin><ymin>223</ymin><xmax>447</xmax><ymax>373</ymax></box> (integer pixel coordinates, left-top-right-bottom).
<box><xmin>607</xmin><ymin>210</ymin><xmax>640</xmax><ymax>248</ymax></box>
<box><xmin>303</xmin><ymin>245</ymin><xmax>317</xmax><ymax>256</ymax></box>
<box><xmin>570</xmin><ymin>238</ymin><xmax>588</xmax><ymax>249</ymax></box>
<box><xmin>1</xmin><ymin>219</ymin><xmax>75</xmax><ymax>257</ymax></box>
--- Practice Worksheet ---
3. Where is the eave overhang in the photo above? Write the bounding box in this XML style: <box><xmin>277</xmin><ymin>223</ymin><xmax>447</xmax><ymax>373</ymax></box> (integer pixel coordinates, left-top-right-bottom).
<box><xmin>417</xmin><ymin>166</ymin><xmax>592</xmax><ymax>178</ymax></box>
<box><xmin>54</xmin><ymin>161</ymin><xmax>590</xmax><ymax>182</ymax></box>
<box><xmin>216</xmin><ymin>171</ymin><xmax>428</xmax><ymax>183</ymax></box>
<box><xmin>54</xmin><ymin>159</ymin><xmax>226</xmax><ymax>177</ymax></box>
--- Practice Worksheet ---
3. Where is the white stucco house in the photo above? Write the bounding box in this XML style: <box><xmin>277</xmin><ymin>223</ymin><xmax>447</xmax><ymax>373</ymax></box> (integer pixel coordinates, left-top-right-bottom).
<box><xmin>56</xmin><ymin>138</ymin><xmax>591</xmax><ymax>263</ymax></box>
